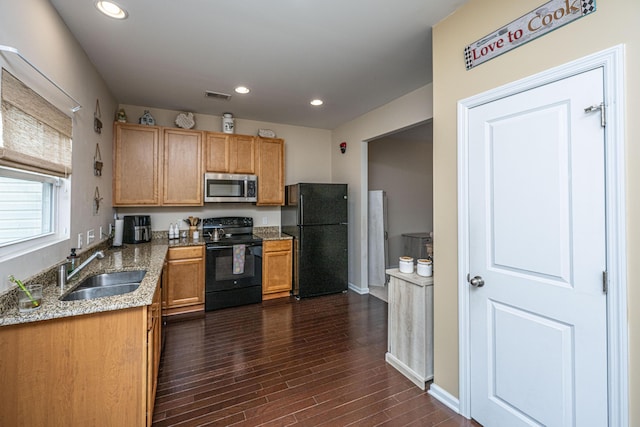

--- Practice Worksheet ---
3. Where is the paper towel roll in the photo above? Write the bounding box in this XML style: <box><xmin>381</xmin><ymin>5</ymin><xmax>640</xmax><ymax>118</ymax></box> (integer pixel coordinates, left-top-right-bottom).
<box><xmin>113</xmin><ymin>219</ymin><xmax>124</xmax><ymax>246</ymax></box>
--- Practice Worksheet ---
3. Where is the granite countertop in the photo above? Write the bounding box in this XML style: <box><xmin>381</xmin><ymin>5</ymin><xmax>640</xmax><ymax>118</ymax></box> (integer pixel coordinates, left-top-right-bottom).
<box><xmin>253</xmin><ymin>227</ymin><xmax>293</xmax><ymax>241</ymax></box>
<box><xmin>0</xmin><ymin>241</ymin><xmax>168</xmax><ymax>327</ymax></box>
<box><xmin>0</xmin><ymin>228</ymin><xmax>291</xmax><ymax>327</ymax></box>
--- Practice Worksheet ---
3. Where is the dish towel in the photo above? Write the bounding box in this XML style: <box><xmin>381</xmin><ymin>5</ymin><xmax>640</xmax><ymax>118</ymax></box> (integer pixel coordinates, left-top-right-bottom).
<box><xmin>233</xmin><ymin>244</ymin><xmax>245</xmax><ymax>274</ymax></box>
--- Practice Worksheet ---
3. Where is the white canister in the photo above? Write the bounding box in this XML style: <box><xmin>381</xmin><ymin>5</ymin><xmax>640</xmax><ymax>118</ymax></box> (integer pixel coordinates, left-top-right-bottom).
<box><xmin>222</xmin><ymin>113</ymin><xmax>235</xmax><ymax>134</ymax></box>
<box><xmin>417</xmin><ymin>259</ymin><xmax>433</xmax><ymax>277</ymax></box>
<box><xmin>399</xmin><ymin>256</ymin><xmax>414</xmax><ymax>274</ymax></box>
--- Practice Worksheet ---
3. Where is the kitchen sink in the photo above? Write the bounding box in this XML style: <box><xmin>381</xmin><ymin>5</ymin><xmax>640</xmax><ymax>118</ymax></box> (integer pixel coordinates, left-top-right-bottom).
<box><xmin>61</xmin><ymin>283</ymin><xmax>141</xmax><ymax>301</ymax></box>
<box><xmin>60</xmin><ymin>270</ymin><xmax>146</xmax><ymax>301</ymax></box>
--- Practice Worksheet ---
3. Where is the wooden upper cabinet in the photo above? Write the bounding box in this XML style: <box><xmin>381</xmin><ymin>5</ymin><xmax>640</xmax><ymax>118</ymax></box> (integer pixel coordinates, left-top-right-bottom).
<box><xmin>256</xmin><ymin>137</ymin><xmax>285</xmax><ymax>206</ymax></box>
<box><xmin>232</xmin><ymin>135</ymin><xmax>256</xmax><ymax>174</ymax></box>
<box><xmin>113</xmin><ymin>123</ymin><xmax>203</xmax><ymax>206</ymax></box>
<box><xmin>205</xmin><ymin>132</ymin><xmax>255</xmax><ymax>174</ymax></box>
<box><xmin>204</xmin><ymin>132</ymin><xmax>230</xmax><ymax>172</ymax></box>
<box><xmin>163</xmin><ymin>128</ymin><xmax>203</xmax><ymax>206</ymax></box>
<box><xmin>113</xmin><ymin>123</ymin><xmax>161</xmax><ymax>205</ymax></box>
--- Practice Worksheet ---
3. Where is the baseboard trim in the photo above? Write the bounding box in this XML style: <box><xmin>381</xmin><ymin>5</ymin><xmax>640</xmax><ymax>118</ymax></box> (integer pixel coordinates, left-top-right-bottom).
<box><xmin>348</xmin><ymin>282</ymin><xmax>368</xmax><ymax>294</ymax></box>
<box><xmin>385</xmin><ymin>352</ymin><xmax>430</xmax><ymax>390</ymax></box>
<box><xmin>428</xmin><ymin>383</ymin><xmax>462</xmax><ymax>415</ymax></box>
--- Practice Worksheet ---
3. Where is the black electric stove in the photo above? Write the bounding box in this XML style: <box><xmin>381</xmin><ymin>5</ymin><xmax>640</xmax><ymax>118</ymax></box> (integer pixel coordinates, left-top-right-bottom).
<box><xmin>202</xmin><ymin>217</ymin><xmax>263</xmax><ymax>311</ymax></box>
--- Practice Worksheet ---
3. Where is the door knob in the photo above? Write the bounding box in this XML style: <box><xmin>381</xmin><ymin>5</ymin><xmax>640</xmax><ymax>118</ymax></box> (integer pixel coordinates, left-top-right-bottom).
<box><xmin>468</xmin><ymin>275</ymin><xmax>485</xmax><ymax>287</ymax></box>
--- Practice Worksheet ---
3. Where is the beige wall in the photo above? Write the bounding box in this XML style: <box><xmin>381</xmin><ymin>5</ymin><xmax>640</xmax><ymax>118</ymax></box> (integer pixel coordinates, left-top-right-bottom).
<box><xmin>432</xmin><ymin>0</ymin><xmax>638</xmax><ymax>423</ymax></box>
<box><xmin>0</xmin><ymin>0</ymin><xmax>117</xmax><ymax>292</ymax></box>
<box><xmin>332</xmin><ymin>85</ymin><xmax>434</xmax><ymax>291</ymax></box>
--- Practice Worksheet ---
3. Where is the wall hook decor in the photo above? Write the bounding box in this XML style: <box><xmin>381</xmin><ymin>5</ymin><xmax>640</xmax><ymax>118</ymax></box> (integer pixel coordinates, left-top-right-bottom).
<box><xmin>94</xmin><ymin>99</ymin><xmax>102</xmax><ymax>134</ymax></box>
<box><xmin>93</xmin><ymin>186</ymin><xmax>103</xmax><ymax>215</ymax></box>
<box><xmin>94</xmin><ymin>143</ymin><xmax>103</xmax><ymax>176</ymax></box>
<box><xmin>340</xmin><ymin>141</ymin><xmax>347</xmax><ymax>154</ymax></box>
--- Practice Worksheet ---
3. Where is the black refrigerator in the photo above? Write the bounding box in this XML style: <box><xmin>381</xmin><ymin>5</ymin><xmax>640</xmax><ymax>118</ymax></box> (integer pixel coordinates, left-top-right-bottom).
<box><xmin>281</xmin><ymin>183</ymin><xmax>348</xmax><ymax>298</ymax></box>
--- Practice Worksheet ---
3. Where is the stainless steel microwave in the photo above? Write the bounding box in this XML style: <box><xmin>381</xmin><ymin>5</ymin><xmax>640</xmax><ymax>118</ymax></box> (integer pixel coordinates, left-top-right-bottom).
<box><xmin>204</xmin><ymin>173</ymin><xmax>257</xmax><ymax>203</ymax></box>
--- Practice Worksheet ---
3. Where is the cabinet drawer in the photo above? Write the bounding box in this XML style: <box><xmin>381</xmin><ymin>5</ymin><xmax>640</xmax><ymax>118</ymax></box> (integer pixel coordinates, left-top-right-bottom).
<box><xmin>168</xmin><ymin>245</ymin><xmax>204</xmax><ymax>260</ymax></box>
<box><xmin>264</xmin><ymin>239</ymin><xmax>291</xmax><ymax>253</ymax></box>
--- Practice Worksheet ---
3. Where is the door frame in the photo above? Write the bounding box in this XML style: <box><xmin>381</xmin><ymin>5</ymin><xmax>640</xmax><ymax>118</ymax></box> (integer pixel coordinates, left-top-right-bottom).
<box><xmin>456</xmin><ymin>45</ymin><xmax>628</xmax><ymax>426</ymax></box>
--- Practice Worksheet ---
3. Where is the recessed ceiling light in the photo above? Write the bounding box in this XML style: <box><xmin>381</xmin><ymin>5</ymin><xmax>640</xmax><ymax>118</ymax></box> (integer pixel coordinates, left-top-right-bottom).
<box><xmin>95</xmin><ymin>1</ymin><xmax>128</xmax><ymax>19</ymax></box>
<box><xmin>235</xmin><ymin>86</ymin><xmax>250</xmax><ymax>94</ymax></box>
<box><xmin>310</xmin><ymin>99</ymin><xmax>323</xmax><ymax>106</ymax></box>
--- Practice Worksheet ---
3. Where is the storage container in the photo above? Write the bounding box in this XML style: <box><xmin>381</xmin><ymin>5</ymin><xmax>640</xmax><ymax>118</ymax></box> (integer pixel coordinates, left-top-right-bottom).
<box><xmin>399</xmin><ymin>256</ymin><xmax>414</xmax><ymax>273</ymax></box>
<box><xmin>417</xmin><ymin>259</ymin><xmax>433</xmax><ymax>277</ymax></box>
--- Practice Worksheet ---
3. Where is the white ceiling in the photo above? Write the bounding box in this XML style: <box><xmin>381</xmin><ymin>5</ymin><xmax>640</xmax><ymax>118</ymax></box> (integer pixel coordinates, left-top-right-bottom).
<box><xmin>50</xmin><ymin>0</ymin><xmax>466</xmax><ymax>130</ymax></box>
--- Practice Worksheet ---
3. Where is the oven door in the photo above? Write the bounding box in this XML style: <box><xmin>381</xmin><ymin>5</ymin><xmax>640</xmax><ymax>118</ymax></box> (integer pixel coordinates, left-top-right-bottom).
<box><xmin>205</xmin><ymin>242</ymin><xmax>262</xmax><ymax>310</ymax></box>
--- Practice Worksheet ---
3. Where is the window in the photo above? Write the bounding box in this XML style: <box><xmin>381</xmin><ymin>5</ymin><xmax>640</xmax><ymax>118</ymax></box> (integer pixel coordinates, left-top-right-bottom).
<box><xmin>0</xmin><ymin>167</ymin><xmax>58</xmax><ymax>246</ymax></box>
<box><xmin>0</xmin><ymin>68</ymin><xmax>71</xmax><ymax>256</ymax></box>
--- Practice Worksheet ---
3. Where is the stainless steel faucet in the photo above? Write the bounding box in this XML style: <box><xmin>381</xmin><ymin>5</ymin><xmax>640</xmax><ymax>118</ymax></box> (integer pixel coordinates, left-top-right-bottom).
<box><xmin>58</xmin><ymin>250</ymin><xmax>105</xmax><ymax>288</ymax></box>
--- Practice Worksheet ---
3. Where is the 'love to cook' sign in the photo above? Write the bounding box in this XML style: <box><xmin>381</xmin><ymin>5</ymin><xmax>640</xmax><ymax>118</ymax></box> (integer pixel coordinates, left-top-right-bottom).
<box><xmin>464</xmin><ymin>0</ymin><xmax>596</xmax><ymax>70</ymax></box>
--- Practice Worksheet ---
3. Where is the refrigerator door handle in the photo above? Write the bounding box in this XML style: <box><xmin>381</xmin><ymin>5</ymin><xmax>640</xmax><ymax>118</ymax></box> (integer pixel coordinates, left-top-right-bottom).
<box><xmin>300</xmin><ymin>194</ymin><xmax>304</xmax><ymax>224</ymax></box>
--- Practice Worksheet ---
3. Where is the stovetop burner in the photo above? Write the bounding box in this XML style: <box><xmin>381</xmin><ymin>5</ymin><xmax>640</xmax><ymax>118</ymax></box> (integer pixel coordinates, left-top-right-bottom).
<box><xmin>202</xmin><ymin>216</ymin><xmax>262</xmax><ymax>246</ymax></box>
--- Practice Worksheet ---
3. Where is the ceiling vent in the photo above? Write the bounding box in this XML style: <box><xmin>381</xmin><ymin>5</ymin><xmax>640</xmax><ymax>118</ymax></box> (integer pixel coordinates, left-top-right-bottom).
<box><xmin>204</xmin><ymin>90</ymin><xmax>232</xmax><ymax>101</ymax></box>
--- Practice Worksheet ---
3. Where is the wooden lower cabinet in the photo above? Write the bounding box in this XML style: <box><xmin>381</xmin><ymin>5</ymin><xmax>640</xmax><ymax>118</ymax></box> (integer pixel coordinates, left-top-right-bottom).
<box><xmin>262</xmin><ymin>239</ymin><xmax>292</xmax><ymax>300</ymax></box>
<box><xmin>0</xmin><ymin>292</ymin><xmax>161</xmax><ymax>426</ymax></box>
<box><xmin>385</xmin><ymin>269</ymin><xmax>434</xmax><ymax>390</ymax></box>
<box><xmin>147</xmin><ymin>283</ymin><xmax>162</xmax><ymax>426</ymax></box>
<box><xmin>163</xmin><ymin>245</ymin><xmax>205</xmax><ymax>315</ymax></box>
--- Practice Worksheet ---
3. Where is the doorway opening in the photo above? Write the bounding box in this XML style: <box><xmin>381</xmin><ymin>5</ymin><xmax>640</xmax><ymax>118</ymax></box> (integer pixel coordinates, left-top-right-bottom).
<box><xmin>366</xmin><ymin>120</ymin><xmax>433</xmax><ymax>302</ymax></box>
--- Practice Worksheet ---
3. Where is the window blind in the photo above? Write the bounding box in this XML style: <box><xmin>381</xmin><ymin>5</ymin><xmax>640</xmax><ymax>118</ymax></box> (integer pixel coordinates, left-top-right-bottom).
<box><xmin>1</xmin><ymin>69</ymin><xmax>72</xmax><ymax>177</ymax></box>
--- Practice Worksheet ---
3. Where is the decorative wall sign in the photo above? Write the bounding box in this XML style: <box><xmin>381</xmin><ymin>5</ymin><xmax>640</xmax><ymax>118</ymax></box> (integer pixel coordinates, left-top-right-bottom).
<box><xmin>464</xmin><ymin>0</ymin><xmax>596</xmax><ymax>70</ymax></box>
<box><xmin>93</xmin><ymin>186</ymin><xmax>103</xmax><ymax>215</ymax></box>
<box><xmin>94</xmin><ymin>144</ymin><xmax>103</xmax><ymax>176</ymax></box>
<box><xmin>94</xmin><ymin>99</ymin><xmax>102</xmax><ymax>133</ymax></box>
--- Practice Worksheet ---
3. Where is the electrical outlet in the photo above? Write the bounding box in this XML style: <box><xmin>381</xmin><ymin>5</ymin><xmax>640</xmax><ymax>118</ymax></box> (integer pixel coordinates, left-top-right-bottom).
<box><xmin>109</xmin><ymin>223</ymin><xmax>113</xmax><ymax>235</ymax></box>
<box><xmin>262</xmin><ymin>217</ymin><xmax>268</xmax><ymax>225</ymax></box>
<box><xmin>87</xmin><ymin>229</ymin><xmax>95</xmax><ymax>245</ymax></box>
<box><xmin>99</xmin><ymin>226</ymin><xmax>103</xmax><ymax>239</ymax></box>
<box><xmin>77</xmin><ymin>233</ymin><xmax>83</xmax><ymax>249</ymax></box>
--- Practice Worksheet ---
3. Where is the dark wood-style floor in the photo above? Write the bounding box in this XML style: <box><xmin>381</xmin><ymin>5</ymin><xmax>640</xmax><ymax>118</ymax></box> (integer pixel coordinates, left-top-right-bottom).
<box><xmin>152</xmin><ymin>292</ymin><xmax>481</xmax><ymax>427</ymax></box>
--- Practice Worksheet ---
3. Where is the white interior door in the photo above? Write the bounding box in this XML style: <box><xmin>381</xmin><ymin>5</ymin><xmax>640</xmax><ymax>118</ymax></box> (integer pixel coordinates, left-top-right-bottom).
<box><xmin>467</xmin><ymin>68</ymin><xmax>608</xmax><ymax>427</ymax></box>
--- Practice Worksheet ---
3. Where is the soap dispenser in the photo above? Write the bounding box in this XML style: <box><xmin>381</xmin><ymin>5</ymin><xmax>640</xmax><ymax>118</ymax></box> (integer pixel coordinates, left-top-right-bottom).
<box><xmin>67</xmin><ymin>248</ymin><xmax>78</xmax><ymax>274</ymax></box>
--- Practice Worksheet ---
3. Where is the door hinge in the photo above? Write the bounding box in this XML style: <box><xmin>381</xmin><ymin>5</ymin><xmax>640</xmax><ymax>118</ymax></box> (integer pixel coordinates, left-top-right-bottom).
<box><xmin>602</xmin><ymin>270</ymin><xmax>608</xmax><ymax>294</ymax></box>
<box><xmin>584</xmin><ymin>102</ymin><xmax>606</xmax><ymax>127</ymax></box>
